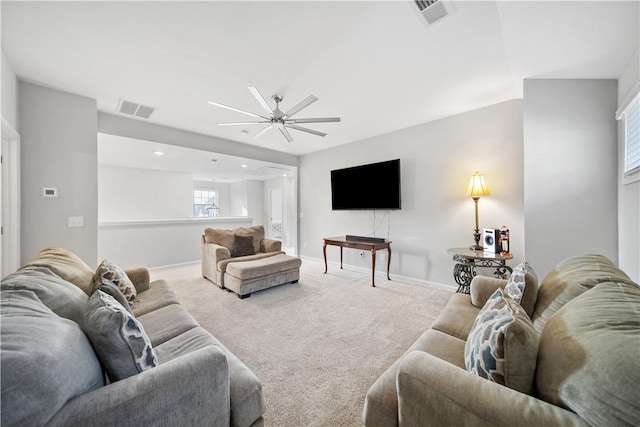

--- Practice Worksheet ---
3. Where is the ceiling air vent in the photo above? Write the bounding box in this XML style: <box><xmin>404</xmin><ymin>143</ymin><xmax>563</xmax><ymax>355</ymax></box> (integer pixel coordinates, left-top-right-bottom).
<box><xmin>414</xmin><ymin>0</ymin><xmax>453</xmax><ymax>25</ymax></box>
<box><xmin>116</xmin><ymin>99</ymin><xmax>156</xmax><ymax>119</ymax></box>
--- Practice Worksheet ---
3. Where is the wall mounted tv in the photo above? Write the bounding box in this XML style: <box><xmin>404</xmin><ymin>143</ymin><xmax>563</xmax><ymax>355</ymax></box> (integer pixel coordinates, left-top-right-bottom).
<box><xmin>331</xmin><ymin>159</ymin><xmax>401</xmax><ymax>210</ymax></box>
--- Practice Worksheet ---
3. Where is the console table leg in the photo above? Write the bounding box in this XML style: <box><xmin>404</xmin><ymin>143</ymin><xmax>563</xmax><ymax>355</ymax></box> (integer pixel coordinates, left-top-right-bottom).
<box><xmin>371</xmin><ymin>249</ymin><xmax>376</xmax><ymax>287</ymax></box>
<box><xmin>340</xmin><ymin>247</ymin><xmax>343</xmax><ymax>269</ymax></box>
<box><xmin>386</xmin><ymin>246</ymin><xmax>391</xmax><ymax>281</ymax></box>
<box><xmin>323</xmin><ymin>243</ymin><xmax>328</xmax><ymax>274</ymax></box>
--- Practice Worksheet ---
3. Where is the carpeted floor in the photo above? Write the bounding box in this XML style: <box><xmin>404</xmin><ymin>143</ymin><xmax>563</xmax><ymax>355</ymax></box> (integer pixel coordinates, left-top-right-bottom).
<box><xmin>150</xmin><ymin>258</ymin><xmax>453</xmax><ymax>427</ymax></box>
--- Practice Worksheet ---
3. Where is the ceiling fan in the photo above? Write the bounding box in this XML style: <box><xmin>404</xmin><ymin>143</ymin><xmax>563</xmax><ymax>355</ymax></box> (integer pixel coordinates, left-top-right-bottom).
<box><xmin>208</xmin><ymin>87</ymin><xmax>340</xmax><ymax>143</ymax></box>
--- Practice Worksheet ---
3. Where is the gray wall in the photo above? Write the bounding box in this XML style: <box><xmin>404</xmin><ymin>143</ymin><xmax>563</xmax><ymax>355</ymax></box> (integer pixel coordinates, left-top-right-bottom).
<box><xmin>617</xmin><ymin>48</ymin><xmax>640</xmax><ymax>282</ymax></box>
<box><xmin>299</xmin><ymin>100</ymin><xmax>525</xmax><ymax>287</ymax></box>
<box><xmin>19</xmin><ymin>82</ymin><xmax>98</xmax><ymax>265</ymax></box>
<box><xmin>523</xmin><ymin>79</ymin><xmax>618</xmax><ymax>276</ymax></box>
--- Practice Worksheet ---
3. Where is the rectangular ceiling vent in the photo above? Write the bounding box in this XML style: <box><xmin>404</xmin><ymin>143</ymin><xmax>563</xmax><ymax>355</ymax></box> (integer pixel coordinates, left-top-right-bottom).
<box><xmin>414</xmin><ymin>0</ymin><xmax>454</xmax><ymax>25</ymax></box>
<box><xmin>116</xmin><ymin>99</ymin><xmax>156</xmax><ymax>119</ymax></box>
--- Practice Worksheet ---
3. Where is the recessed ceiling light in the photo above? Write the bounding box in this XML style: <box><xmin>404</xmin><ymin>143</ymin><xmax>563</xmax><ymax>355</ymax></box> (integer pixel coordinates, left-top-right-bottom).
<box><xmin>154</xmin><ymin>151</ymin><xmax>164</xmax><ymax>156</ymax></box>
<box><xmin>241</xmin><ymin>164</ymin><xmax>248</xmax><ymax>168</ymax></box>
<box><xmin>283</xmin><ymin>174</ymin><xmax>288</xmax><ymax>177</ymax></box>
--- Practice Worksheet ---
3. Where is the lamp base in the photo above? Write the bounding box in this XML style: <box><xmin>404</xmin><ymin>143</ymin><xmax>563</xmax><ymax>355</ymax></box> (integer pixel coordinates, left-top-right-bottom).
<box><xmin>470</xmin><ymin>229</ymin><xmax>483</xmax><ymax>251</ymax></box>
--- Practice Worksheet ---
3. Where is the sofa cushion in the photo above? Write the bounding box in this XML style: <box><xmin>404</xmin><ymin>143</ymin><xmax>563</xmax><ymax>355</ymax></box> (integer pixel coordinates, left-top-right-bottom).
<box><xmin>1</xmin><ymin>290</ymin><xmax>104</xmax><ymax>426</ymax></box>
<box><xmin>132</xmin><ymin>279</ymin><xmax>180</xmax><ymax>317</ymax></box>
<box><xmin>136</xmin><ymin>303</ymin><xmax>200</xmax><ymax>347</ymax></box>
<box><xmin>84</xmin><ymin>290</ymin><xmax>158</xmax><ymax>382</ymax></box>
<box><xmin>430</xmin><ymin>292</ymin><xmax>479</xmax><ymax>341</ymax></box>
<box><xmin>1</xmin><ymin>266</ymin><xmax>88</xmax><ymax>325</ymax></box>
<box><xmin>204</xmin><ymin>228</ymin><xmax>235</xmax><ymax>250</ymax></box>
<box><xmin>465</xmin><ymin>289</ymin><xmax>539</xmax><ymax>394</ymax></box>
<box><xmin>503</xmin><ymin>261</ymin><xmax>538</xmax><ymax>317</ymax></box>
<box><xmin>236</xmin><ymin>225</ymin><xmax>265</xmax><ymax>253</ymax></box>
<box><xmin>232</xmin><ymin>234</ymin><xmax>256</xmax><ymax>257</ymax></box>
<box><xmin>532</xmin><ymin>254</ymin><xmax>636</xmax><ymax>333</ymax></box>
<box><xmin>91</xmin><ymin>277</ymin><xmax>134</xmax><ymax>315</ymax></box>
<box><xmin>93</xmin><ymin>259</ymin><xmax>137</xmax><ymax>307</ymax></box>
<box><xmin>536</xmin><ymin>281</ymin><xmax>640</xmax><ymax>426</ymax></box>
<box><xmin>19</xmin><ymin>247</ymin><xmax>95</xmax><ymax>295</ymax></box>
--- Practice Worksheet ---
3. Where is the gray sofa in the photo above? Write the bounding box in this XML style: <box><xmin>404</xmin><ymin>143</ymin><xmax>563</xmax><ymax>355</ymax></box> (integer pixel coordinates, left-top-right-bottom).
<box><xmin>363</xmin><ymin>254</ymin><xmax>640</xmax><ymax>427</ymax></box>
<box><xmin>202</xmin><ymin>225</ymin><xmax>301</xmax><ymax>298</ymax></box>
<box><xmin>1</xmin><ymin>247</ymin><xmax>265</xmax><ymax>427</ymax></box>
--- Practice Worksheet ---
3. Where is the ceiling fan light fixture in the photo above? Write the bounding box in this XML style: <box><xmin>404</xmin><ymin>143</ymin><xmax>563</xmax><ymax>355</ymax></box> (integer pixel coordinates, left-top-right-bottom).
<box><xmin>209</xmin><ymin>87</ymin><xmax>340</xmax><ymax>143</ymax></box>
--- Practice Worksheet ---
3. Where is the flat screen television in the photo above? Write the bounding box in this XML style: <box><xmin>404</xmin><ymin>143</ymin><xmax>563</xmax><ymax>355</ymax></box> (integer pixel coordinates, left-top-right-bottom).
<box><xmin>331</xmin><ymin>159</ymin><xmax>401</xmax><ymax>210</ymax></box>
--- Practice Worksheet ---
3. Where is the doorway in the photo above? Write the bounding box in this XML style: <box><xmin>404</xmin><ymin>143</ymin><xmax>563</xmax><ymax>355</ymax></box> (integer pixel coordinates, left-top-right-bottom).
<box><xmin>268</xmin><ymin>187</ymin><xmax>283</xmax><ymax>240</ymax></box>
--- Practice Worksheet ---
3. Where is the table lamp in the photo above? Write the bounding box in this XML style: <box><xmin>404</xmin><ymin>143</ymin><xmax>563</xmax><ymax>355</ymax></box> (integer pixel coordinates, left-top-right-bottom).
<box><xmin>465</xmin><ymin>172</ymin><xmax>490</xmax><ymax>250</ymax></box>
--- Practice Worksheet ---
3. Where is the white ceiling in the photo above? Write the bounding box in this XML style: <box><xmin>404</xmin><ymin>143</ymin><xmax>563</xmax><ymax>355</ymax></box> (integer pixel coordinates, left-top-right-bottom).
<box><xmin>2</xmin><ymin>0</ymin><xmax>639</xmax><ymax>165</ymax></box>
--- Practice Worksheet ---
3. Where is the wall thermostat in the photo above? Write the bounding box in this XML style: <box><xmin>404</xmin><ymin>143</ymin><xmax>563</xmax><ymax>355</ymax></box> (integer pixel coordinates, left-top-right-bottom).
<box><xmin>42</xmin><ymin>187</ymin><xmax>59</xmax><ymax>198</ymax></box>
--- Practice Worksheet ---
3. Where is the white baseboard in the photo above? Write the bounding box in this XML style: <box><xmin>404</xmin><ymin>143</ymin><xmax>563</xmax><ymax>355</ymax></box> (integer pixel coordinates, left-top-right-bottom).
<box><xmin>299</xmin><ymin>256</ymin><xmax>455</xmax><ymax>293</ymax></box>
<box><xmin>149</xmin><ymin>260</ymin><xmax>200</xmax><ymax>271</ymax></box>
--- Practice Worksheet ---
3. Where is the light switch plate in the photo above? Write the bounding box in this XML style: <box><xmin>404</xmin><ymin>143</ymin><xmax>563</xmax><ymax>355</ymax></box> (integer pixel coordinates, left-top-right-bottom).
<box><xmin>68</xmin><ymin>216</ymin><xmax>84</xmax><ymax>228</ymax></box>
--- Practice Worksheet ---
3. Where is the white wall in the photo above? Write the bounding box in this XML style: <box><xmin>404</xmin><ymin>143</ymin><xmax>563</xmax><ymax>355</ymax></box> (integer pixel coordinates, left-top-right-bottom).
<box><xmin>617</xmin><ymin>48</ymin><xmax>640</xmax><ymax>282</ymax></box>
<box><xmin>19</xmin><ymin>82</ymin><xmax>98</xmax><ymax>265</ymax></box>
<box><xmin>230</xmin><ymin>181</ymin><xmax>247</xmax><ymax>216</ymax></box>
<box><xmin>98</xmin><ymin>164</ymin><xmax>193</xmax><ymax>221</ymax></box>
<box><xmin>246</xmin><ymin>180</ymin><xmax>264</xmax><ymax>226</ymax></box>
<box><xmin>1</xmin><ymin>49</ymin><xmax>18</xmax><ymax>129</ymax></box>
<box><xmin>299</xmin><ymin>100</ymin><xmax>524</xmax><ymax>287</ymax></box>
<box><xmin>98</xmin><ymin>217</ymin><xmax>253</xmax><ymax>269</ymax></box>
<box><xmin>265</xmin><ymin>176</ymin><xmax>296</xmax><ymax>247</ymax></box>
<box><xmin>523</xmin><ymin>79</ymin><xmax>618</xmax><ymax>277</ymax></box>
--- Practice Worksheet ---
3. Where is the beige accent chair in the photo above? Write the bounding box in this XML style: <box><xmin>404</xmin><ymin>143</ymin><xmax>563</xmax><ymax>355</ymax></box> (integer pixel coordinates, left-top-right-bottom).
<box><xmin>202</xmin><ymin>225</ymin><xmax>301</xmax><ymax>298</ymax></box>
<box><xmin>363</xmin><ymin>254</ymin><xmax>639</xmax><ymax>427</ymax></box>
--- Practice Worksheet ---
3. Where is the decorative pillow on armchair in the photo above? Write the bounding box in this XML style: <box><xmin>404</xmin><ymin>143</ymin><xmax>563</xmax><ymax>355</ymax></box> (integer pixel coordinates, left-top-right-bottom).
<box><xmin>464</xmin><ymin>288</ymin><xmax>539</xmax><ymax>394</ymax></box>
<box><xmin>232</xmin><ymin>235</ymin><xmax>256</xmax><ymax>257</ymax></box>
<box><xmin>84</xmin><ymin>290</ymin><xmax>158</xmax><ymax>382</ymax></box>
<box><xmin>503</xmin><ymin>261</ymin><xmax>538</xmax><ymax>317</ymax></box>
<box><xmin>93</xmin><ymin>259</ymin><xmax>136</xmax><ymax>307</ymax></box>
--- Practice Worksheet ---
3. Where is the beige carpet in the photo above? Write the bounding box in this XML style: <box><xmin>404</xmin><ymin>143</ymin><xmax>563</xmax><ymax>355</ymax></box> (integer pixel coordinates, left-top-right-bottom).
<box><xmin>150</xmin><ymin>258</ymin><xmax>453</xmax><ymax>427</ymax></box>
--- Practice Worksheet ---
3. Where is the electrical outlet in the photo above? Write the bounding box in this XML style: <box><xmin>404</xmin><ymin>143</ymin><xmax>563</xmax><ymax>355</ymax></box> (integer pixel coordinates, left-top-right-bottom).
<box><xmin>68</xmin><ymin>216</ymin><xmax>84</xmax><ymax>228</ymax></box>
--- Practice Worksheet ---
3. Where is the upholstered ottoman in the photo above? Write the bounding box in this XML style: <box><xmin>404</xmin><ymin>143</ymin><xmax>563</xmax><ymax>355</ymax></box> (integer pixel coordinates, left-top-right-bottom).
<box><xmin>224</xmin><ymin>254</ymin><xmax>302</xmax><ymax>298</ymax></box>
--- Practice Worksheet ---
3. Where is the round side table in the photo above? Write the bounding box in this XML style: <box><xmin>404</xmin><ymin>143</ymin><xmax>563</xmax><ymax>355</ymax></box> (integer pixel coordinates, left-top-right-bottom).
<box><xmin>447</xmin><ymin>247</ymin><xmax>513</xmax><ymax>294</ymax></box>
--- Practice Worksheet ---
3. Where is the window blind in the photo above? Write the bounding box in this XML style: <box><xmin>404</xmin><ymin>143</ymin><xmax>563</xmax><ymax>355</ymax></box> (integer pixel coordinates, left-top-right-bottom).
<box><xmin>624</xmin><ymin>93</ymin><xmax>640</xmax><ymax>174</ymax></box>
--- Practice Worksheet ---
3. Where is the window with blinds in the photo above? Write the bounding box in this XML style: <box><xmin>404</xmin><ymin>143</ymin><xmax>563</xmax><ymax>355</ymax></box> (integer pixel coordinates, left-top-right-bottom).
<box><xmin>619</xmin><ymin>90</ymin><xmax>640</xmax><ymax>180</ymax></box>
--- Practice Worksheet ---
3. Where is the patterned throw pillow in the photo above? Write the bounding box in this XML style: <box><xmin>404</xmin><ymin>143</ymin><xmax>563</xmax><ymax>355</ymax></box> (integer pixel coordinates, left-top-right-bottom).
<box><xmin>84</xmin><ymin>290</ymin><xmax>158</xmax><ymax>382</ymax></box>
<box><xmin>90</xmin><ymin>277</ymin><xmax>134</xmax><ymax>315</ymax></box>
<box><xmin>465</xmin><ymin>288</ymin><xmax>539</xmax><ymax>394</ymax></box>
<box><xmin>503</xmin><ymin>261</ymin><xmax>538</xmax><ymax>317</ymax></box>
<box><xmin>93</xmin><ymin>259</ymin><xmax>136</xmax><ymax>307</ymax></box>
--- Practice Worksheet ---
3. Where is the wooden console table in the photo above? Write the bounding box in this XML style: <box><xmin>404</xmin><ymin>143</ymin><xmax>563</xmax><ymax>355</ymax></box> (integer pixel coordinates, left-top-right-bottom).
<box><xmin>323</xmin><ymin>236</ymin><xmax>391</xmax><ymax>287</ymax></box>
<box><xmin>447</xmin><ymin>247</ymin><xmax>513</xmax><ymax>294</ymax></box>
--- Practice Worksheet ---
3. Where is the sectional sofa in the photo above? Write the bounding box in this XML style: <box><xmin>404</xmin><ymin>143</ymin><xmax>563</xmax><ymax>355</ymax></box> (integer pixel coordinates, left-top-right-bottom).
<box><xmin>1</xmin><ymin>247</ymin><xmax>265</xmax><ymax>427</ymax></box>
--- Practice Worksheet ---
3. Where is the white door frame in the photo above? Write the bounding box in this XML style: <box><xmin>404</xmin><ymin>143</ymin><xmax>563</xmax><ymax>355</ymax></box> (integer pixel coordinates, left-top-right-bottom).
<box><xmin>1</xmin><ymin>117</ymin><xmax>21</xmax><ymax>277</ymax></box>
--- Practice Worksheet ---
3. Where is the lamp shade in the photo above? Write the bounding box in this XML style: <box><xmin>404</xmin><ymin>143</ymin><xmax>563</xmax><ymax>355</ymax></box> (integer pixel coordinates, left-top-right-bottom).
<box><xmin>465</xmin><ymin>172</ymin><xmax>490</xmax><ymax>197</ymax></box>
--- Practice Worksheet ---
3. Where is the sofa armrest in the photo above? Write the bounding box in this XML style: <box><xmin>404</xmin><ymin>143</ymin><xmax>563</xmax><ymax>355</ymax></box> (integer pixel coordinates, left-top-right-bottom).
<box><xmin>48</xmin><ymin>346</ymin><xmax>230</xmax><ymax>427</ymax></box>
<box><xmin>261</xmin><ymin>238</ymin><xmax>282</xmax><ymax>253</ymax></box>
<box><xmin>124</xmin><ymin>267</ymin><xmax>150</xmax><ymax>293</ymax></box>
<box><xmin>397</xmin><ymin>351</ymin><xmax>587</xmax><ymax>427</ymax></box>
<box><xmin>470</xmin><ymin>276</ymin><xmax>507</xmax><ymax>308</ymax></box>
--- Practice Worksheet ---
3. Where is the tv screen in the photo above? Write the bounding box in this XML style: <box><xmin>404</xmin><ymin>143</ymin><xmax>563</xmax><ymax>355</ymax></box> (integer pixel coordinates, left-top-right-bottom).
<box><xmin>331</xmin><ymin>159</ymin><xmax>401</xmax><ymax>210</ymax></box>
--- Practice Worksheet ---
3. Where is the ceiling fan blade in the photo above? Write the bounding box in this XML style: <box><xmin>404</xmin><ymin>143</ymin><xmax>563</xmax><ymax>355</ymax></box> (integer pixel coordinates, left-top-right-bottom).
<box><xmin>253</xmin><ymin>124</ymin><xmax>273</xmax><ymax>139</ymax></box>
<box><xmin>217</xmin><ymin>121</ymin><xmax>271</xmax><ymax>126</ymax></box>
<box><xmin>248</xmin><ymin>87</ymin><xmax>274</xmax><ymax>116</ymax></box>
<box><xmin>280</xmin><ymin>127</ymin><xmax>294</xmax><ymax>143</ymax></box>
<box><xmin>287</xmin><ymin>117</ymin><xmax>341</xmax><ymax>124</ymax></box>
<box><xmin>208</xmin><ymin>100</ymin><xmax>269</xmax><ymax>120</ymax></box>
<box><xmin>283</xmin><ymin>95</ymin><xmax>318</xmax><ymax>118</ymax></box>
<box><xmin>285</xmin><ymin>124</ymin><xmax>327</xmax><ymax>137</ymax></box>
